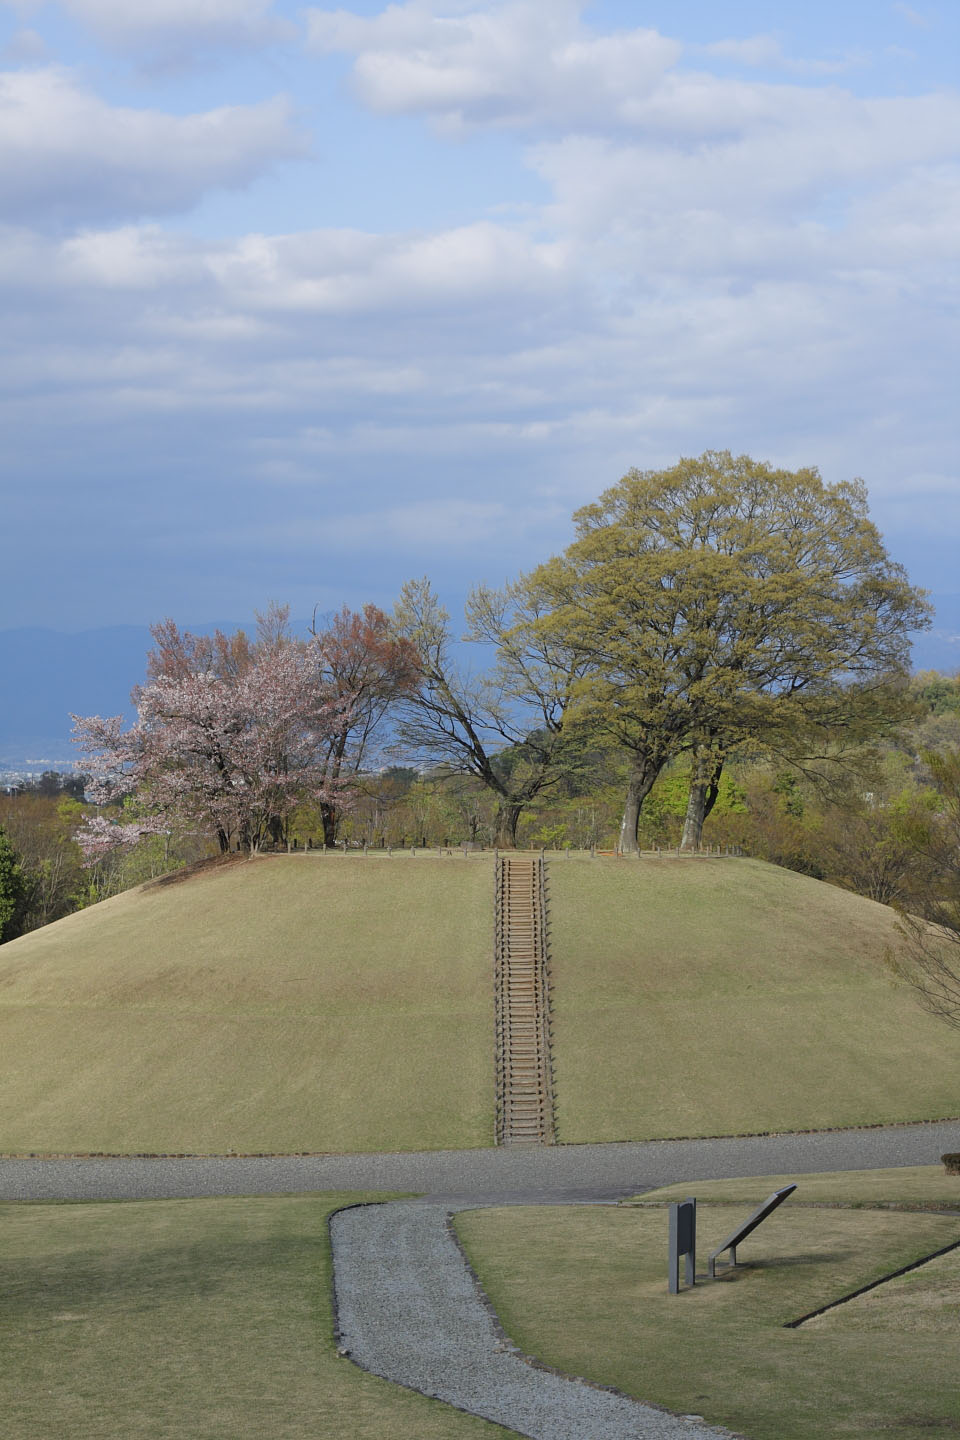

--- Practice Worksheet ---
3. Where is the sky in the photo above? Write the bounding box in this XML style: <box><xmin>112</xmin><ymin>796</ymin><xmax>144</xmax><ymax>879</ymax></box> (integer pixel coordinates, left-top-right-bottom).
<box><xmin>1</xmin><ymin>0</ymin><xmax>958</xmax><ymax>658</ymax></box>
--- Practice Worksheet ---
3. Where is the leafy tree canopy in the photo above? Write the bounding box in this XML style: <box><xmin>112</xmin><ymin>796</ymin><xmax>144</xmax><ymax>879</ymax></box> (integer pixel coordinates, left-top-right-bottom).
<box><xmin>523</xmin><ymin>451</ymin><xmax>930</xmax><ymax>850</ymax></box>
<box><xmin>0</xmin><ymin>826</ymin><xmax>30</xmax><ymax>943</ymax></box>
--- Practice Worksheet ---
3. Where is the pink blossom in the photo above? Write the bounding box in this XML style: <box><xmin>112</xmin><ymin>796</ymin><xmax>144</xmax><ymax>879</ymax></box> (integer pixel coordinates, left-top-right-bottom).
<box><xmin>72</xmin><ymin>636</ymin><xmax>358</xmax><ymax>852</ymax></box>
<box><xmin>75</xmin><ymin>814</ymin><xmax>168</xmax><ymax>866</ymax></box>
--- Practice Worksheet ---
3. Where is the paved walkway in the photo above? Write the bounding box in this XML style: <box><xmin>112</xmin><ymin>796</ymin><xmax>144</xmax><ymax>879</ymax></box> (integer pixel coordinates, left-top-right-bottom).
<box><xmin>2</xmin><ymin>1121</ymin><xmax>957</xmax><ymax>1203</ymax></box>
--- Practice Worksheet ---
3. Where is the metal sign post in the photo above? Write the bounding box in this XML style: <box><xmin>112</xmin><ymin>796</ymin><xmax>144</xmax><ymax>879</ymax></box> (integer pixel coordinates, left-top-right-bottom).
<box><xmin>668</xmin><ymin>1197</ymin><xmax>697</xmax><ymax>1293</ymax></box>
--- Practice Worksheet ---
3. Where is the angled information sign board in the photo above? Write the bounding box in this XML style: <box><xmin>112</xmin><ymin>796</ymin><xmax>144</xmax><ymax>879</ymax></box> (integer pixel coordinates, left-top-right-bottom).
<box><xmin>707</xmin><ymin>1184</ymin><xmax>797</xmax><ymax>1277</ymax></box>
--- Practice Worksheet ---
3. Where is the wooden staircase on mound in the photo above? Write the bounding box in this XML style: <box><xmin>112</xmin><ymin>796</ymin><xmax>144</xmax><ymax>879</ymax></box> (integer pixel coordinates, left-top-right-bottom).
<box><xmin>495</xmin><ymin>854</ymin><xmax>557</xmax><ymax>1146</ymax></box>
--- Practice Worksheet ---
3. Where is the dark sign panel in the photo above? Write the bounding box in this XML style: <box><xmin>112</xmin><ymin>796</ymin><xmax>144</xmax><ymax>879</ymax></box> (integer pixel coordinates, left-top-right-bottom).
<box><xmin>669</xmin><ymin>1198</ymin><xmax>697</xmax><ymax>1293</ymax></box>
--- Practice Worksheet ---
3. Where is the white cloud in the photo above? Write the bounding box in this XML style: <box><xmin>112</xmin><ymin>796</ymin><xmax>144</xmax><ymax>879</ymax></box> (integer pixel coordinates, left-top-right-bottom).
<box><xmin>222</xmin><ymin>493</ymin><xmax>575</xmax><ymax>555</ymax></box>
<box><xmin>305</xmin><ymin>0</ymin><xmax>680</xmax><ymax>129</ymax></box>
<box><xmin>55</xmin><ymin>0</ymin><xmax>292</xmax><ymax>55</ymax></box>
<box><xmin>201</xmin><ymin>221</ymin><xmax>571</xmax><ymax>313</ymax></box>
<box><xmin>528</xmin><ymin>82</ymin><xmax>960</xmax><ymax>272</ymax></box>
<box><xmin>329</xmin><ymin>497</ymin><xmax>507</xmax><ymax>546</ymax></box>
<box><xmin>700</xmin><ymin>34</ymin><xmax>864</xmax><ymax>76</ymax></box>
<box><xmin>0</xmin><ymin>216</ymin><xmax>567</xmax><ymax>320</ymax></box>
<box><xmin>0</xmin><ymin>67</ymin><xmax>307</xmax><ymax>223</ymax></box>
<box><xmin>1</xmin><ymin>8</ymin><xmax>959</xmax><ymax>609</ymax></box>
<box><xmin>701</xmin><ymin>35</ymin><xmax>787</xmax><ymax>67</ymax></box>
<box><xmin>892</xmin><ymin>3</ymin><xmax>930</xmax><ymax>28</ymax></box>
<box><xmin>0</xmin><ymin>215</ymin><xmax>578</xmax><ymax>423</ymax></box>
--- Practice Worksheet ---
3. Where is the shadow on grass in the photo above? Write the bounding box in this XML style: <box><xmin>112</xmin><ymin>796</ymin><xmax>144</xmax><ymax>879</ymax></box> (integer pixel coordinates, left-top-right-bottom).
<box><xmin>709</xmin><ymin>1250</ymin><xmax>857</xmax><ymax>1279</ymax></box>
<box><xmin>144</xmin><ymin>853</ymin><xmax>253</xmax><ymax>890</ymax></box>
<box><xmin>0</xmin><ymin>1235</ymin><xmax>321</xmax><ymax>1320</ymax></box>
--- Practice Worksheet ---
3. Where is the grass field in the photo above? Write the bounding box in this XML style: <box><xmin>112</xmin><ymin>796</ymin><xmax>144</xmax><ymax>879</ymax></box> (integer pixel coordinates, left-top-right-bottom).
<box><xmin>1</xmin><ymin>851</ymin><xmax>958</xmax><ymax>1153</ymax></box>
<box><xmin>455</xmin><ymin>1166</ymin><xmax>960</xmax><ymax>1440</ymax></box>
<box><xmin>0</xmin><ymin>1192</ymin><xmax>520</xmax><ymax>1440</ymax></box>
<box><xmin>0</xmin><ymin>854</ymin><xmax>494</xmax><ymax>1153</ymax></box>
<box><xmin>547</xmin><ymin>856</ymin><xmax>960</xmax><ymax>1140</ymax></box>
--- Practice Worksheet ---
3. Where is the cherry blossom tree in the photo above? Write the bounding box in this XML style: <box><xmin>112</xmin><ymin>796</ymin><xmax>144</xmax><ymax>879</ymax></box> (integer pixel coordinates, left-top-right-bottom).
<box><xmin>73</xmin><ymin>633</ymin><xmax>354</xmax><ymax>854</ymax></box>
<box><xmin>74</xmin><ymin>815</ymin><xmax>168</xmax><ymax>866</ymax></box>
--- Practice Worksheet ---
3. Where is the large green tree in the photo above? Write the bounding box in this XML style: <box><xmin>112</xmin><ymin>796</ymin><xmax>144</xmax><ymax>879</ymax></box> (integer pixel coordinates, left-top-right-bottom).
<box><xmin>891</xmin><ymin>750</ymin><xmax>960</xmax><ymax>1028</ymax></box>
<box><xmin>525</xmin><ymin>452</ymin><xmax>930</xmax><ymax>852</ymax></box>
<box><xmin>0</xmin><ymin>825</ymin><xmax>30</xmax><ymax>943</ymax></box>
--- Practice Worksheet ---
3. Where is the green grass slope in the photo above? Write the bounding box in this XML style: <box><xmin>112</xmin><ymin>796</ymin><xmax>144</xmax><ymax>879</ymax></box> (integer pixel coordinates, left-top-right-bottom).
<box><xmin>0</xmin><ymin>855</ymin><xmax>494</xmax><ymax>1153</ymax></box>
<box><xmin>547</xmin><ymin>856</ymin><xmax>960</xmax><ymax>1141</ymax></box>
<box><xmin>1</xmin><ymin>852</ymin><xmax>957</xmax><ymax>1154</ymax></box>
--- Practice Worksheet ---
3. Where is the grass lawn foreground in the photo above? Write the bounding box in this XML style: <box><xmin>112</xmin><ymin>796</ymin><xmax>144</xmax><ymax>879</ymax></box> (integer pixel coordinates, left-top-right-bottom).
<box><xmin>454</xmin><ymin>1166</ymin><xmax>960</xmax><ymax>1440</ymax></box>
<box><xmin>0</xmin><ymin>1192</ymin><xmax>520</xmax><ymax>1440</ymax></box>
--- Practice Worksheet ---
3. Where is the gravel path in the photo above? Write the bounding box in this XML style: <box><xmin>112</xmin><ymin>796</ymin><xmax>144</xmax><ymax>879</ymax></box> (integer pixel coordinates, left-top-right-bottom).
<box><xmin>331</xmin><ymin>1199</ymin><xmax>732</xmax><ymax>1440</ymax></box>
<box><xmin>5</xmin><ymin>1124</ymin><xmax>956</xmax><ymax>1439</ymax></box>
<box><xmin>2</xmin><ymin>1120</ymin><xmax>957</xmax><ymax>1203</ymax></box>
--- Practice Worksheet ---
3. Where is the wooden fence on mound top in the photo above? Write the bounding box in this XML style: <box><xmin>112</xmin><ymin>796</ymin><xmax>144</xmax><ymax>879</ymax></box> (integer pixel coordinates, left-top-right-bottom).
<box><xmin>268</xmin><ymin>841</ymin><xmax>745</xmax><ymax>858</ymax></box>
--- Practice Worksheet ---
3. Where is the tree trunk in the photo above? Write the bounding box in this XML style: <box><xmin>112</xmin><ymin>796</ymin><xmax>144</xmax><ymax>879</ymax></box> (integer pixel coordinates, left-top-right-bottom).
<box><xmin>493</xmin><ymin>802</ymin><xmax>523</xmax><ymax>849</ymax></box>
<box><xmin>703</xmin><ymin>760</ymin><xmax>724</xmax><ymax>822</ymax></box>
<box><xmin>320</xmin><ymin>800</ymin><xmax>338</xmax><ymax>848</ymax></box>
<box><xmin>618</xmin><ymin>757</ymin><xmax>664</xmax><ymax>854</ymax></box>
<box><xmin>216</xmin><ymin>827</ymin><xmax>230</xmax><ymax>854</ymax></box>
<box><xmin>681</xmin><ymin>753</ymin><xmax>724</xmax><ymax>851</ymax></box>
<box><xmin>680</xmin><ymin>785</ymin><xmax>707</xmax><ymax>852</ymax></box>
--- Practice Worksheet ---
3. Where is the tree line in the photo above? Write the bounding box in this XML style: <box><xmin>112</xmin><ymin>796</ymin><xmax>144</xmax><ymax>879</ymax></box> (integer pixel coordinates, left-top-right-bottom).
<box><xmin>57</xmin><ymin>453</ymin><xmax>927</xmax><ymax>862</ymax></box>
<box><xmin>3</xmin><ymin>451</ymin><xmax>955</xmax><ymax>1018</ymax></box>
<box><xmin>392</xmin><ymin>452</ymin><xmax>929</xmax><ymax>852</ymax></box>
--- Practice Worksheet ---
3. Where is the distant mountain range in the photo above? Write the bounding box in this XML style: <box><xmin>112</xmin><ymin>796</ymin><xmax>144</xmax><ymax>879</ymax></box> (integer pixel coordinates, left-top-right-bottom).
<box><xmin>0</xmin><ymin>622</ymin><xmax>243</xmax><ymax>771</ymax></box>
<box><xmin>2</xmin><ymin>597</ymin><xmax>958</xmax><ymax>772</ymax></box>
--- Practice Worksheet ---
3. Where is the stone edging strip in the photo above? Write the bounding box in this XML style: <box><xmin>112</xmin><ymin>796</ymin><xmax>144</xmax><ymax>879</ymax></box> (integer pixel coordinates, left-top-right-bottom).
<box><xmin>549</xmin><ymin>1113</ymin><xmax>960</xmax><ymax>1146</ymax></box>
<box><xmin>628</xmin><ymin>1200</ymin><xmax>960</xmax><ymax>1216</ymax></box>
<box><xmin>4</xmin><ymin>1112</ymin><xmax>959</xmax><ymax>1159</ymax></box>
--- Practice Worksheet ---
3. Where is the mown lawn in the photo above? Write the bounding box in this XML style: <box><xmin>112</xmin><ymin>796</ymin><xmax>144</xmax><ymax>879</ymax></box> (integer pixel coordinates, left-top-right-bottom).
<box><xmin>547</xmin><ymin>855</ymin><xmax>960</xmax><ymax>1140</ymax></box>
<box><xmin>0</xmin><ymin>855</ymin><xmax>494</xmax><ymax>1153</ymax></box>
<box><xmin>0</xmin><ymin>1192</ymin><xmax>520</xmax><ymax>1440</ymax></box>
<box><xmin>455</xmin><ymin>1165</ymin><xmax>960</xmax><ymax>1440</ymax></box>
<box><xmin>2</xmin><ymin>852</ymin><xmax>958</xmax><ymax>1154</ymax></box>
